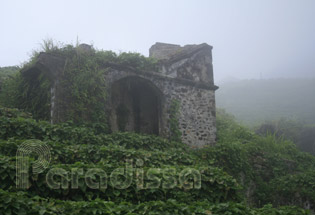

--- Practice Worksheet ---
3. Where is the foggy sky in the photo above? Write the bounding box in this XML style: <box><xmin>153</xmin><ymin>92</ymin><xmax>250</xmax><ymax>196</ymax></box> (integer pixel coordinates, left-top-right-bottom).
<box><xmin>1</xmin><ymin>0</ymin><xmax>314</xmax><ymax>83</ymax></box>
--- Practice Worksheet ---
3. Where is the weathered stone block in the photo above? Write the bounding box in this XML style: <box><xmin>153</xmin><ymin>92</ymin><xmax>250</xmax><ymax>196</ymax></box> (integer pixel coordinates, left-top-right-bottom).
<box><xmin>22</xmin><ymin>42</ymin><xmax>219</xmax><ymax>147</ymax></box>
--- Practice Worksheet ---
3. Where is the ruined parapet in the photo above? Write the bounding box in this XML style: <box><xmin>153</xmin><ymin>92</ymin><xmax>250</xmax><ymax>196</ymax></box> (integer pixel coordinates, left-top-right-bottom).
<box><xmin>149</xmin><ymin>42</ymin><xmax>181</xmax><ymax>60</ymax></box>
<box><xmin>148</xmin><ymin>42</ymin><xmax>218</xmax><ymax>147</ymax></box>
<box><xmin>76</xmin><ymin>43</ymin><xmax>93</xmax><ymax>55</ymax></box>
<box><xmin>150</xmin><ymin>42</ymin><xmax>214</xmax><ymax>85</ymax></box>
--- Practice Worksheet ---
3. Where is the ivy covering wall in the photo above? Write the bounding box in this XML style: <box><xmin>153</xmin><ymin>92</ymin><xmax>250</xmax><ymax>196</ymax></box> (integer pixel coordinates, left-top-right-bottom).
<box><xmin>0</xmin><ymin>42</ymin><xmax>158</xmax><ymax>128</ymax></box>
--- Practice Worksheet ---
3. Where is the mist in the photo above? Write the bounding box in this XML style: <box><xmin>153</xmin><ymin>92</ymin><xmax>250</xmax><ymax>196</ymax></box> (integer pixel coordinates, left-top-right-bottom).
<box><xmin>1</xmin><ymin>0</ymin><xmax>314</xmax><ymax>83</ymax></box>
<box><xmin>2</xmin><ymin>1</ymin><xmax>315</xmax><ymax>212</ymax></box>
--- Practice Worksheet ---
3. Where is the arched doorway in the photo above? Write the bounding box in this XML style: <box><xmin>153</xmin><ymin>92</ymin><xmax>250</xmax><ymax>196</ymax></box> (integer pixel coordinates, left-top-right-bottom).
<box><xmin>110</xmin><ymin>76</ymin><xmax>162</xmax><ymax>135</ymax></box>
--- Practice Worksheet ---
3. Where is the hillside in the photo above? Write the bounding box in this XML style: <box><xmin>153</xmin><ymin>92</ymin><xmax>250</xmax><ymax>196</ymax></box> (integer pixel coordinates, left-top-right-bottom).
<box><xmin>0</xmin><ymin>107</ymin><xmax>314</xmax><ymax>214</ymax></box>
<box><xmin>216</xmin><ymin>78</ymin><xmax>315</xmax><ymax>125</ymax></box>
<box><xmin>0</xmin><ymin>66</ymin><xmax>19</xmax><ymax>79</ymax></box>
<box><xmin>0</xmin><ymin>66</ymin><xmax>19</xmax><ymax>90</ymax></box>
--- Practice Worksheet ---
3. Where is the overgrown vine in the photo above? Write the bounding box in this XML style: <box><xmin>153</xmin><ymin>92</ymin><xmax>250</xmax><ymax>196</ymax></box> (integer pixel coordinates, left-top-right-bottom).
<box><xmin>0</xmin><ymin>40</ymin><xmax>159</xmax><ymax>128</ymax></box>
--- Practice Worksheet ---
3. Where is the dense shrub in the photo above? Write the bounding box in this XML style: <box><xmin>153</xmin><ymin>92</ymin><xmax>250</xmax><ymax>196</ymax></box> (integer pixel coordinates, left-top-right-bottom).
<box><xmin>0</xmin><ymin>189</ymin><xmax>309</xmax><ymax>215</ymax></box>
<box><xmin>0</xmin><ymin>107</ymin><xmax>313</xmax><ymax>214</ymax></box>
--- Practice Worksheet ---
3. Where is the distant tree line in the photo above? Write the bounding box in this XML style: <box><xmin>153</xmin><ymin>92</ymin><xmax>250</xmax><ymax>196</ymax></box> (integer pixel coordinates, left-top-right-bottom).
<box><xmin>256</xmin><ymin>118</ymin><xmax>315</xmax><ymax>155</ymax></box>
<box><xmin>0</xmin><ymin>66</ymin><xmax>19</xmax><ymax>91</ymax></box>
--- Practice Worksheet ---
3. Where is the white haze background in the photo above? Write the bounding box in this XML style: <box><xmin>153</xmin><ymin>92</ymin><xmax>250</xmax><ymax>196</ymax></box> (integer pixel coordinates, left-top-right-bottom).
<box><xmin>0</xmin><ymin>0</ymin><xmax>314</xmax><ymax>83</ymax></box>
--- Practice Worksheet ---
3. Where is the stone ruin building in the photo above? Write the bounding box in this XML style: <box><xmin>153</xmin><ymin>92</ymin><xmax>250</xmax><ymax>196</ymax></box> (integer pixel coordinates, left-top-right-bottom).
<box><xmin>22</xmin><ymin>42</ymin><xmax>219</xmax><ymax>148</ymax></box>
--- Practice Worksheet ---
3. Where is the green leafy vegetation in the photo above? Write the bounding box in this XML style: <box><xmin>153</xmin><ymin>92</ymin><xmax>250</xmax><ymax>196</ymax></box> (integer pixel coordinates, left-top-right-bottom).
<box><xmin>0</xmin><ymin>41</ymin><xmax>314</xmax><ymax>214</ymax></box>
<box><xmin>0</xmin><ymin>66</ymin><xmax>21</xmax><ymax>108</ymax></box>
<box><xmin>0</xmin><ymin>107</ymin><xmax>313</xmax><ymax>214</ymax></box>
<box><xmin>217</xmin><ymin>78</ymin><xmax>315</xmax><ymax>159</ymax></box>
<box><xmin>0</xmin><ymin>66</ymin><xmax>19</xmax><ymax>82</ymax></box>
<box><xmin>0</xmin><ymin>41</ymin><xmax>158</xmax><ymax>126</ymax></box>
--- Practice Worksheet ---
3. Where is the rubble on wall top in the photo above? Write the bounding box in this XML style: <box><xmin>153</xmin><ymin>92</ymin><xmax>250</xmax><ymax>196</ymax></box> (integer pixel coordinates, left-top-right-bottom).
<box><xmin>149</xmin><ymin>42</ymin><xmax>212</xmax><ymax>61</ymax></box>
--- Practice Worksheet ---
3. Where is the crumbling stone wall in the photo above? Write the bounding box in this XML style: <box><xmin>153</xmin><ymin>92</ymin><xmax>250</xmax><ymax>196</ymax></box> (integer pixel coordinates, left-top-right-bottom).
<box><xmin>105</xmin><ymin>42</ymin><xmax>218</xmax><ymax>147</ymax></box>
<box><xmin>22</xmin><ymin>42</ymin><xmax>218</xmax><ymax>147</ymax></box>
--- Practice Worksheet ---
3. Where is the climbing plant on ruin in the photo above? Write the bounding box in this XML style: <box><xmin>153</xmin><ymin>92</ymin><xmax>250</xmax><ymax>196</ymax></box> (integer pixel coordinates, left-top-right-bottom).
<box><xmin>0</xmin><ymin>41</ymin><xmax>159</xmax><ymax>128</ymax></box>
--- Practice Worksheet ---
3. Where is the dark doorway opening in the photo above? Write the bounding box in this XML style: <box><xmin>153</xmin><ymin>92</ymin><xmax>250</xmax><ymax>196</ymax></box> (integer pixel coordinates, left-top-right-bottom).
<box><xmin>111</xmin><ymin>77</ymin><xmax>162</xmax><ymax>135</ymax></box>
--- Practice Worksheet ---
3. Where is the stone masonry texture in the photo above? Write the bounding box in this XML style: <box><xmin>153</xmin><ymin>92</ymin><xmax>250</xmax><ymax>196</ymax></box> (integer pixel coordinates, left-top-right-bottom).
<box><xmin>22</xmin><ymin>42</ymin><xmax>219</xmax><ymax>148</ymax></box>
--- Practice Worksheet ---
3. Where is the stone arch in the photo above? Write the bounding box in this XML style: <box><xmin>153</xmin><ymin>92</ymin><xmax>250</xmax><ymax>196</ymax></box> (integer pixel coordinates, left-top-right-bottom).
<box><xmin>109</xmin><ymin>76</ymin><xmax>163</xmax><ymax>135</ymax></box>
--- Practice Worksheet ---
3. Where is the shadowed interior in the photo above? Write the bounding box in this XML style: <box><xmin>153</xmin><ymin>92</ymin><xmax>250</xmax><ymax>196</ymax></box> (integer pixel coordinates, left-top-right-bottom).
<box><xmin>111</xmin><ymin>76</ymin><xmax>162</xmax><ymax>135</ymax></box>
